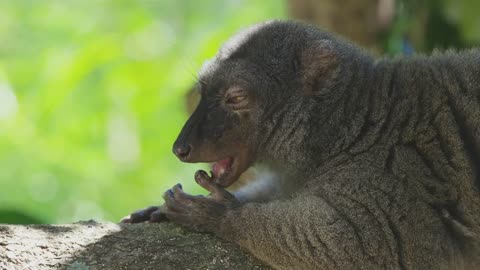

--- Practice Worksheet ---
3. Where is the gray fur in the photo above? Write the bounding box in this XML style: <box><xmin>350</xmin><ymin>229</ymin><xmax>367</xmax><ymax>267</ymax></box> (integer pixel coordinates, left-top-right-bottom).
<box><xmin>134</xmin><ymin>21</ymin><xmax>480</xmax><ymax>270</ymax></box>
<box><xmin>209</xmin><ymin>21</ymin><xmax>480</xmax><ymax>269</ymax></box>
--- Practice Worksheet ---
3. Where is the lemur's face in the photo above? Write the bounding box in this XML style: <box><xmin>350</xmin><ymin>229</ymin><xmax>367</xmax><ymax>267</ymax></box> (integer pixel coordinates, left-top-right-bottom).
<box><xmin>172</xmin><ymin>58</ymin><xmax>269</xmax><ymax>187</ymax></box>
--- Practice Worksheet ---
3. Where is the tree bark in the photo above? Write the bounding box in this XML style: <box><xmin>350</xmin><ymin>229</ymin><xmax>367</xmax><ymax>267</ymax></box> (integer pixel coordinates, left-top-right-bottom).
<box><xmin>0</xmin><ymin>221</ymin><xmax>269</xmax><ymax>270</ymax></box>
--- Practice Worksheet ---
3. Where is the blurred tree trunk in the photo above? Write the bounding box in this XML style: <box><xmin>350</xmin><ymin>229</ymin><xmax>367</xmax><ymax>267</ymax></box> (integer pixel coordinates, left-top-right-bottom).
<box><xmin>287</xmin><ymin>0</ymin><xmax>392</xmax><ymax>52</ymax></box>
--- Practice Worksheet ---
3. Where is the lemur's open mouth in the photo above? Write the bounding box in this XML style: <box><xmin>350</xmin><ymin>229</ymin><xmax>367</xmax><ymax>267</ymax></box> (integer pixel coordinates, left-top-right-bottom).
<box><xmin>210</xmin><ymin>149</ymin><xmax>250</xmax><ymax>187</ymax></box>
<box><xmin>212</xmin><ymin>157</ymin><xmax>233</xmax><ymax>178</ymax></box>
<box><xmin>211</xmin><ymin>157</ymin><xmax>238</xmax><ymax>187</ymax></box>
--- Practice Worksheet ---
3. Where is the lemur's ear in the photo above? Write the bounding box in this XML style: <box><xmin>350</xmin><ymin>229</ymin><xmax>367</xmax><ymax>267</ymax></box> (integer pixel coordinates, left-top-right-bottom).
<box><xmin>300</xmin><ymin>40</ymin><xmax>339</xmax><ymax>96</ymax></box>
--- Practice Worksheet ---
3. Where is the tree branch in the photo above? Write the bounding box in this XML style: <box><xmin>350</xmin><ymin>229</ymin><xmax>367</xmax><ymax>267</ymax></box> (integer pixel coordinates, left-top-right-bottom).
<box><xmin>0</xmin><ymin>221</ymin><xmax>269</xmax><ymax>270</ymax></box>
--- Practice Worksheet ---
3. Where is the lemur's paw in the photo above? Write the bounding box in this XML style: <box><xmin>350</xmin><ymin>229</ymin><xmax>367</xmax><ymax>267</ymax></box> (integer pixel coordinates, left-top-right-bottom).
<box><xmin>160</xmin><ymin>170</ymin><xmax>238</xmax><ymax>232</ymax></box>
<box><xmin>120</xmin><ymin>205</ymin><xmax>167</xmax><ymax>224</ymax></box>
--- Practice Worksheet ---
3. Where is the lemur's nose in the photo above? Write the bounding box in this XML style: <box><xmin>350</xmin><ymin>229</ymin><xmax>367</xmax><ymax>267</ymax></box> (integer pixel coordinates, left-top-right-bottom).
<box><xmin>173</xmin><ymin>143</ymin><xmax>192</xmax><ymax>161</ymax></box>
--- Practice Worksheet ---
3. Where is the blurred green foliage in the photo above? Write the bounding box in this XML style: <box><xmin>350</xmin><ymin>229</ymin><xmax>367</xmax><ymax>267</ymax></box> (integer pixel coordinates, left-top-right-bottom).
<box><xmin>384</xmin><ymin>0</ymin><xmax>480</xmax><ymax>54</ymax></box>
<box><xmin>0</xmin><ymin>0</ymin><xmax>285</xmax><ymax>224</ymax></box>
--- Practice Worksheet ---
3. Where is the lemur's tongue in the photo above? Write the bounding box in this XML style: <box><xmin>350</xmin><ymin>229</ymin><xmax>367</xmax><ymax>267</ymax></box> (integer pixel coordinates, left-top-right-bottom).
<box><xmin>212</xmin><ymin>157</ymin><xmax>233</xmax><ymax>178</ymax></box>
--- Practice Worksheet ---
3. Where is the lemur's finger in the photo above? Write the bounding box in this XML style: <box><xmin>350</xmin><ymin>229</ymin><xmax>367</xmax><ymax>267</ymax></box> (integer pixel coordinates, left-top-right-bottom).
<box><xmin>163</xmin><ymin>189</ymin><xmax>186</xmax><ymax>212</ymax></box>
<box><xmin>195</xmin><ymin>170</ymin><xmax>235</xmax><ymax>201</ymax></box>
<box><xmin>149</xmin><ymin>208</ymin><xmax>168</xmax><ymax>222</ymax></box>
<box><xmin>195</xmin><ymin>170</ymin><xmax>220</xmax><ymax>193</ymax></box>
<box><xmin>120</xmin><ymin>206</ymin><xmax>159</xmax><ymax>223</ymax></box>
<box><xmin>172</xmin><ymin>183</ymin><xmax>197</xmax><ymax>204</ymax></box>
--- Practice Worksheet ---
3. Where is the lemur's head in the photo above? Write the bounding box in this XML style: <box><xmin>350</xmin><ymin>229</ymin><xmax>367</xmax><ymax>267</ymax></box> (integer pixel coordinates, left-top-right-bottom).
<box><xmin>173</xmin><ymin>21</ymin><xmax>347</xmax><ymax>186</ymax></box>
